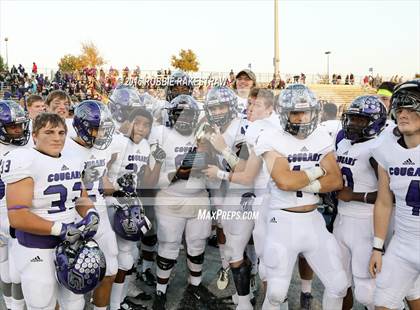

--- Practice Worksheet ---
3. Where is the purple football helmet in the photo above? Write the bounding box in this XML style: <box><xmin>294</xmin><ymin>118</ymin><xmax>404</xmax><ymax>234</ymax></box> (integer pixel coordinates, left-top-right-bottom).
<box><xmin>73</xmin><ymin>100</ymin><xmax>115</xmax><ymax>150</ymax></box>
<box><xmin>109</xmin><ymin>85</ymin><xmax>144</xmax><ymax>123</ymax></box>
<box><xmin>0</xmin><ymin>100</ymin><xmax>30</xmax><ymax>146</ymax></box>
<box><xmin>112</xmin><ymin>196</ymin><xmax>152</xmax><ymax>241</ymax></box>
<box><xmin>342</xmin><ymin>95</ymin><xmax>387</xmax><ymax>142</ymax></box>
<box><xmin>55</xmin><ymin>239</ymin><xmax>106</xmax><ymax>294</ymax></box>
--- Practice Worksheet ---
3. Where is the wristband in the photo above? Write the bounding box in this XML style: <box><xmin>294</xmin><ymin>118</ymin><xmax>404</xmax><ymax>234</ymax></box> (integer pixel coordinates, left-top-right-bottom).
<box><xmin>363</xmin><ymin>192</ymin><xmax>369</xmax><ymax>203</ymax></box>
<box><xmin>373</xmin><ymin>237</ymin><xmax>384</xmax><ymax>249</ymax></box>
<box><xmin>300</xmin><ymin>180</ymin><xmax>321</xmax><ymax>193</ymax></box>
<box><xmin>373</xmin><ymin>247</ymin><xmax>384</xmax><ymax>253</ymax></box>
<box><xmin>216</xmin><ymin>170</ymin><xmax>230</xmax><ymax>180</ymax></box>
<box><xmin>50</xmin><ymin>222</ymin><xmax>63</xmax><ymax>236</ymax></box>
<box><xmin>304</xmin><ymin>167</ymin><xmax>326</xmax><ymax>182</ymax></box>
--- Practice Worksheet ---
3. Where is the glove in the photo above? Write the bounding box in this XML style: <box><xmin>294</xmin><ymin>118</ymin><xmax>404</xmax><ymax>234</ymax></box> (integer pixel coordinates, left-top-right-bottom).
<box><xmin>151</xmin><ymin>144</ymin><xmax>166</xmax><ymax>164</ymax></box>
<box><xmin>76</xmin><ymin>209</ymin><xmax>100</xmax><ymax>240</ymax></box>
<box><xmin>58</xmin><ymin>223</ymin><xmax>83</xmax><ymax>244</ymax></box>
<box><xmin>117</xmin><ymin>173</ymin><xmax>136</xmax><ymax>193</ymax></box>
<box><xmin>81</xmin><ymin>164</ymin><xmax>101</xmax><ymax>185</ymax></box>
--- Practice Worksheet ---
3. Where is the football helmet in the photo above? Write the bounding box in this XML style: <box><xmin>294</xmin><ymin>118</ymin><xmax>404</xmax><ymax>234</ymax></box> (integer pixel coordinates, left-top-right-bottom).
<box><xmin>73</xmin><ymin>100</ymin><xmax>115</xmax><ymax>150</ymax></box>
<box><xmin>109</xmin><ymin>85</ymin><xmax>144</xmax><ymax>123</ymax></box>
<box><xmin>55</xmin><ymin>239</ymin><xmax>106</xmax><ymax>294</ymax></box>
<box><xmin>0</xmin><ymin>100</ymin><xmax>30</xmax><ymax>146</ymax></box>
<box><xmin>342</xmin><ymin>95</ymin><xmax>387</xmax><ymax>142</ymax></box>
<box><xmin>390</xmin><ymin>79</ymin><xmax>420</xmax><ymax>122</ymax></box>
<box><xmin>204</xmin><ymin>86</ymin><xmax>238</xmax><ymax>127</ymax></box>
<box><xmin>165</xmin><ymin>71</ymin><xmax>194</xmax><ymax>102</ymax></box>
<box><xmin>112</xmin><ymin>196</ymin><xmax>152</xmax><ymax>242</ymax></box>
<box><xmin>278</xmin><ymin>84</ymin><xmax>320</xmax><ymax>137</ymax></box>
<box><xmin>167</xmin><ymin>95</ymin><xmax>200</xmax><ymax>135</ymax></box>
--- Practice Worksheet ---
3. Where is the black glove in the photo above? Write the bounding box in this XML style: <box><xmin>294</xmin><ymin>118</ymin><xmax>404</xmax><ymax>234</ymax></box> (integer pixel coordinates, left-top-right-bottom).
<box><xmin>151</xmin><ymin>144</ymin><xmax>166</xmax><ymax>164</ymax></box>
<box><xmin>117</xmin><ymin>173</ymin><xmax>136</xmax><ymax>193</ymax></box>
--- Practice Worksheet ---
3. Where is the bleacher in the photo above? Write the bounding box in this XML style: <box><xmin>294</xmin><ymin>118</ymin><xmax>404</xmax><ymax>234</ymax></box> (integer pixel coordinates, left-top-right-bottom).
<box><xmin>308</xmin><ymin>84</ymin><xmax>376</xmax><ymax>109</ymax></box>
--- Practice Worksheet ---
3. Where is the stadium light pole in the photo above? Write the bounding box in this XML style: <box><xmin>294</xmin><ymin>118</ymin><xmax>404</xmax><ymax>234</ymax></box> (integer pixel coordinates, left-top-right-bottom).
<box><xmin>274</xmin><ymin>0</ymin><xmax>280</xmax><ymax>81</ymax></box>
<box><xmin>325</xmin><ymin>51</ymin><xmax>331</xmax><ymax>84</ymax></box>
<box><xmin>4</xmin><ymin>37</ymin><xmax>9</xmax><ymax>69</ymax></box>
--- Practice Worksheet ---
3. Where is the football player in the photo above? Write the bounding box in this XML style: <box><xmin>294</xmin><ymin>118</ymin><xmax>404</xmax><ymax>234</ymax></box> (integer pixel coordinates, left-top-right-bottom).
<box><xmin>334</xmin><ymin>96</ymin><xmax>387</xmax><ymax>310</ymax></box>
<box><xmin>165</xmin><ymin>70</ymin><xmax>194</xmax><ymax>102</ymax></box>
<box><xmin>369</xmin><ymin>79</ymin><xmax>420</xmax><ymax>309</ymax></box>
<box><xmin>150</xmin><ymin>95</ymin><xmax>212</xmax><ymax>310</ymax></box>
<box><xmin>254</xmin><ymin>84</ymin><xmax>347</xmax><ymax>310</ymax></box>
<box><xmin>3</xmin><ymin>112</ymin><xmax>100</xmax><ymax>310</ymax></box>
<box><xmin>0</xmin><ymin>100</ymin><xmax>31</xmax><ymax>310</ymax></box>
<box><xmin>62</xmin><ymin>100</ymin><xmax>119</xmax><ymax>310</ymax></box>
<box><xmin>201</xmin><ymin>86</ymin><xmax>254</xmax><ymax>310</ymax></box>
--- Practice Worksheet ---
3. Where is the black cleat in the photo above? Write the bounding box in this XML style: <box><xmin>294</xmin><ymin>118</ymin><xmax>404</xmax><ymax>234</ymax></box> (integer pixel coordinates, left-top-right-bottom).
<box><xmin>208</xmin><ymin>235</ymin><xmax>219</xmax><ymax>248</ymax></box>
<box><xmin>152</xmin><ymin>290</ymin><xmax>167</xmax><ymax>310</ymax></box>
<box><xmin>120</xmin><ymin>298</ymin><xmax>148</xmax><ymax>310</ymax></box>
<box><xmin>139</xmin><ymin>268</ymin><xmax>157</xmax><ymax>286</ymax></box>
<box><xmin>300</xmin><ymin>292</ymin><xmax>313</xmax><ymax>310</ymax></box>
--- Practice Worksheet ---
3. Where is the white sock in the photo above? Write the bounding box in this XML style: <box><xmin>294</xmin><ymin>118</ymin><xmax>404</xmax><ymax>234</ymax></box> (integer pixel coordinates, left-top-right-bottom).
<box><xmin>142</xmin><ymin>259</ymin><xmax>153</xmax><ymax>272</ymax></box>
<box><xmin>156</xmin><ymin>283</ymin><xmax>168</xmax><ymax>294</ymax></box>
<box><xmin>237</xmin><ymin>294</ymin><xmax>253</xmax><ymax>310</ymax></box>
<box><xmin>3</xmin><ymin>295</ymin><xmax>12</xmax><ymax>309</ymax></box>
<box><xmin>93</xmin><ymin>306</ymin><xmax>107</xmax><ymax>310</ymax></box>
<box><xmin>11</xmin><ymin>297</ymin><xmax>25</xmax><ymax>310</ymax></box>
<box><xmin>189</xmin><ymin>275</ymin><xmax>201</xmax><ymax>286</ymax></box>
<box><xmin>262</xmin><ymin>297</ymin><xmax>280</xmax><ymax>310</ymax></box>
<box><xmin>301</xmin><ymin>279</ymin><xmax>312</xmax><ymax>293</ymax></box>
<box><xmin>110</xmin><ymin>282</ymin><xmax>125</xmax><ymax>310</ymax></box>
<box><xmin>219</xmin><ymin>244</ymin><xmax>230</xmax><ymax>270</ymax></box>
<box><xmin>322</xmin><ymin>292</ymin><xmax>343</xmax><ymax>310</ymax></box>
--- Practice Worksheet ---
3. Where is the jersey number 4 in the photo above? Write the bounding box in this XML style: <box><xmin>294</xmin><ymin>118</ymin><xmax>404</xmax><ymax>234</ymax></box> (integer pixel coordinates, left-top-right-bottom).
<box><xmin>406</xmin><ymin>180</ymin><xmax>420</xmax><ymax>216</ymax></box>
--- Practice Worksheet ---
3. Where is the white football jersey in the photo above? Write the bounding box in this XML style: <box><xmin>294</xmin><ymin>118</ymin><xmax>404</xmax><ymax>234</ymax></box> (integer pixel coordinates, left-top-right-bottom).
<box><xmin>255</xmin><ymin>126</ymin><xmax>334</xmax><ymax>209</ymax></box>
<box><xmin>149</xmin><ymin>125</ymin><xmax>205</xmax><ymax>197</ymax></box>
<box><xmin>62</xmin><ymin>137</ymin><xmax>113</xmax><ymax>209</ymax></box>
<box><xmin>370</xmin><ymin>131</ymin><xmax>420</xmax><ymax>239</ymax></box>
<box><xmin>246</xmin><ymin>112</ymin><xmax>281</xmax><ymax>195</ymax></box>
<box><xmin>107</xmin><ymin>136</ymin><xmax>150</xmax><ymax>194</ymax></box>
<box><xmin>1</xmin><ymin>148</ymin><xmax>82</xmax><ymax>223</ymax></box>
<box><xmin>336</xmin><ymin>137</ymin><xmax>379</xmax><ymax>217</ymax></box>
<box><xmin>218</xmin><ymin>118</ymin><xmax>250</xmax><ymax>196</ymax></box>
<box><xmin>320</xmin><ymin>120</ymin><xmax>342</xmax><ymax>140</ymax></box>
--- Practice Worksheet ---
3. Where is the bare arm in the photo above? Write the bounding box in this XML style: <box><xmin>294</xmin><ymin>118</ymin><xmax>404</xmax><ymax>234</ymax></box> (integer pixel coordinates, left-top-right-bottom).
<box><xmin>7</xmin><ymin>177</ymin><xmax>55</xmax><ymax>235</ymax></box>
<box><xmin>75</xmin><ymin>188</ymin><xmax>95</xmax><ymax>217</ymax></box>
<box><xmin>140</xmin><ymin>161</ymin><xmax>162</xmax><ymax>188</ymax></box>
<box><xmin>317</xmin><ymin>152</ymin><xmax>343</xmax><ymax>193</ymax></box>
<box><xmin>262</xmin><ymin>150</ymin><xmax>311</xmax><ymax>191</ymax></box>
<box><xmin>373</xmin><ymin>165</ymin><xmax>394</xmax><ymax>241</ymax></box>
<box><xmin>229</xmin><ymin>150</ymin><xmax>262</xmax><ymax>186</ymax></box>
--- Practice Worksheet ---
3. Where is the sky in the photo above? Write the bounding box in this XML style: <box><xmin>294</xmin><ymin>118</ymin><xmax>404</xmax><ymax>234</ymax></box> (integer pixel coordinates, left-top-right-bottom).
<box><xmin>0</xmin><ymin>0</ymin><xmax>418</xmax><ymax>78</ymax></box>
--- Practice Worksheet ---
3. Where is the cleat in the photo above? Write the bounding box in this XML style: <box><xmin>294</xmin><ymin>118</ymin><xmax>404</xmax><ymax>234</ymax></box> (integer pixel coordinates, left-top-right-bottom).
<box><xmin>216</xmin><ymin>267</ymin><xmax>230</xmax><ymax>290</ymax></box>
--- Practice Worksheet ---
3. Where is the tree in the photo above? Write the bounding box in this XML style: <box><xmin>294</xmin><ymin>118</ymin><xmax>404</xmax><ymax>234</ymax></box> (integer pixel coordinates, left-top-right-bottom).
<box><xmin>58</xmin><ymin>54</ymin><xmax>83</xmax><ymax>72</ymax></box>
<box><xmin>0</xmin><ymin>55</ymin><xmax>5</xmax><ymax>72</ymax></box>
<box><xmin>171</xmin><ymin>49</ymin><xmax>199</xmax><ymax>72</ymax></box>
<box><xmin>79</xmin><ymin>41</ymin><xmax>105</xmax><ymax>68</ymax></box>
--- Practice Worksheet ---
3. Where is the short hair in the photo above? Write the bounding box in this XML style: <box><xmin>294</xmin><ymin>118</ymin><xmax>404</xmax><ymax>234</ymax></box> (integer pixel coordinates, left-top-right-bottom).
<box><xmin>249</xmin><ymin>88</ymin><xmax>274</xmax><ymax>108</ymax></box>
<box><xmin>26</xmin><ymin>94</ymin><xmax>43</xmax><ymax>108</ymax></box>
<box><xmin>32</xmin><ymin>112</ymin><xmax>67</xmax><ymax>135</ymax></box>
<box><xmin>45</xmin><ymin>90</ymin><xmax>71</xmax><ymax>107</ymax></box>
<box><xmin>322</xmin><ymin>102</ymin><xmax>338</xmax><ymax>120</ymax></box>
<box><xmin>377</xmin><ymin>81</ymin><xmax>396</xmax><ymax>93</ymax></box>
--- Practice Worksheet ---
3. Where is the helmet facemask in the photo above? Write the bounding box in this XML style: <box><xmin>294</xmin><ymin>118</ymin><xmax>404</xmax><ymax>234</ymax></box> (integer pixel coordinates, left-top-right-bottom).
<box><xmin>206</xmin><ymin>103</ymin><xmax>232</xmax><ymax>128</ymax></box>
<box><xmin>281</xmin><ymin>109</ymin><xmax>320</xmax><ymax>138</ymax></box>
<box><xmin>342</xmin><ymin>113</ymin><xmax>371</xmax><ymax>142</ymax></box>
<box><xmin>171</xmin><ymin>108</ymin><xmax>197</xmax><ymax>136</ymax></box>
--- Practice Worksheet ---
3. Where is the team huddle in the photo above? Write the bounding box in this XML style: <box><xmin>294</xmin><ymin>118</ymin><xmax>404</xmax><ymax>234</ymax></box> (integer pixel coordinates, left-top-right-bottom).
<box><xmin>0</xmin><ymin>70</ymin><xmax>419</xmax><ymax>310</ymax></box>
